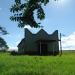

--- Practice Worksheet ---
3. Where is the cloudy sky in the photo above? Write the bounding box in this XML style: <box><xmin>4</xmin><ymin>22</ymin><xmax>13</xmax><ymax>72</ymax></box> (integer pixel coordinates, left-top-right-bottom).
<box><xmin>0</xmin><ymin>0</ymin><xmax>75</xmax><ymax>50</ymax></box>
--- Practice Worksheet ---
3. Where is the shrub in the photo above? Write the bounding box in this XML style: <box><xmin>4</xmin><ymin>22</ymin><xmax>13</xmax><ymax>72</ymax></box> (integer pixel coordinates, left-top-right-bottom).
<box><xmin>10</xmin><ymin>51</ymin><xmax>18</xmax><ymax>55</ymax></box>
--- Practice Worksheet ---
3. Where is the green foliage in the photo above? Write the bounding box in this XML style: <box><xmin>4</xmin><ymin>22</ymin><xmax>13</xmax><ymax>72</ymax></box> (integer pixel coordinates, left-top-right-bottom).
<box><xmin>0</xmin><ymin>26</ymin><xmax>8</xmax><ymax>51</ymax></box>
<box><xmin>0</xmin><ymin>52</ymin><xmax>75</xmax><ymax>75</ymax></box>
<box><xmin>0</xmin><ymin>37</ymin><xmax>9</xmax><ymax>51</ymax></box>
<box><xmin>10</xmin><ymin>0</ymin><xmax>49</xmax><ymax>28</ymax></box>
<box><xmin>0</xmin><ymin>26</ymin><xmax>8</xmax><ymax>35</ymax></box>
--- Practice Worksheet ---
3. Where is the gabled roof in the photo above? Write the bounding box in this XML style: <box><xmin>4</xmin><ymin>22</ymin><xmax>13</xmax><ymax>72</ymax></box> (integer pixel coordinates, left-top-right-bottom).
<box><xmin>36</xmin><ymin>29</ymin><xmax>48</xmax><ymax>35</ymax></box>
<box><xmin>25</xmin><ymin>28</ymin><xmax>59</xmax><ymax>40</ymax></box>
<box><xmin>33</xmin><ymin>29</ymin><xmax>51</xmax><ymax>41</ymax></box>
<box><xmin>25</xmin><ymin>28</ymin><xmax>49</xmax><ymax>34</ymax></box>
<box><xmin>17</xmin><ymin>38</ymin><xmax>25</xmax><ymax>47</ymax></box>
<box><xmin>18</xmin><ymin>29</ymin><xmax>59</xmax><ymax>48</ymax></box>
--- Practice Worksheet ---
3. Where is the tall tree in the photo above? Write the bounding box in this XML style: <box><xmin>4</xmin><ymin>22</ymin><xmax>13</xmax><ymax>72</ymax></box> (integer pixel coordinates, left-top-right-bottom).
<box><xmin>0</xmin><ymin>26</ymin><xmax>8</xmax><ymax>51</ymax></box>
<box><xmin>10</xmin><ymin>0</ymin><xmax>50</xmax><ymax>28</ymax></box>
<box><xmin>0</xmin><ymin>2</ymin><xmax>8</xmax><ymax>51</ymax></box>
<box><xmin>0</xmin><ymin>37</ymin><xmax>9</xmax><ymax>51</ymax></box>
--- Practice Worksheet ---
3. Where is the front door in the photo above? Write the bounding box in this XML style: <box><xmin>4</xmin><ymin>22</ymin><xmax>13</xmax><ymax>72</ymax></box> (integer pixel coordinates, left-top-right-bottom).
<box><xmin>38</xmin><ymin>42</ymin><xmax>48</xmax><ymax>55</ymax></box>
<box><xmin>41</xmin><ymin>43</ymin><xmax>48</xmax><ymax>55</ymax></box>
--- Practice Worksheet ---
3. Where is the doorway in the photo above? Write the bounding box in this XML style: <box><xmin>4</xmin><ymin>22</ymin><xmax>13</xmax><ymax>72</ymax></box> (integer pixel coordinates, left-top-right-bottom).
<box><xmin>38</xmin><ymin>42</ymin><xmax>48</xmax><ymax>55</ymax></box>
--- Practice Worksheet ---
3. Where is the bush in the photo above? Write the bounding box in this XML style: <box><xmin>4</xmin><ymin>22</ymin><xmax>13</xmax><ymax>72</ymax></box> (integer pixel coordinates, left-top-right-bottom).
<box><xmin>10</xmin><ymin>51</ymin><xmax>18</xmax><ymax>55</ymax></box>
<box><xmin>0</xmin><ymin>49</ymin><xmax>7</xmax><ymax>52</ymax></box>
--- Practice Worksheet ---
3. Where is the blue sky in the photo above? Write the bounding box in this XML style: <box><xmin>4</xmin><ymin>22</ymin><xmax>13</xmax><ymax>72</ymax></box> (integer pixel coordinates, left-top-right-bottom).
<box><xmin>0</xmin><ymin>0</ymin><xmax>75</xmax><ymax>50</ymax></box>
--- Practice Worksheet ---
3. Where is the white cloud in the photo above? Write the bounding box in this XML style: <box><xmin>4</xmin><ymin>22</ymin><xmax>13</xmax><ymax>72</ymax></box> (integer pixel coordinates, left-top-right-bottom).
<box><xmin>24</xmin><ymin>25</ymin><xmax>32</xmax><ymax>29</ymax></box>
<box><xmin>62</xmin><ymin>32</ymin><xmax>75</xmax><ymax>50</ymax></box>
<box><xmin>15</xmin><ymin>40</ymin><xmax>21</xmax><ymax>46</ymax></box>
<box><xmin>8</xmin><ymin>46</ymin><xmax>18</xmax><ymax>51</ymax></box>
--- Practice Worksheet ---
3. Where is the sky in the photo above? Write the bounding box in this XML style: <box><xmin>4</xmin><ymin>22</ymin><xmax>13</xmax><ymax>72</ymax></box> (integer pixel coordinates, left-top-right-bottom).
<box><xmin>0</xmin><ymin>0</ymin><xmax>75</xmax><ymax>50</ymax></box>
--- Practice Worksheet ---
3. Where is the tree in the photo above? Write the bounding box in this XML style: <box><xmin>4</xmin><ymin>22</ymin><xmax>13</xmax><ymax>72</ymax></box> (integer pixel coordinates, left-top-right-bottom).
<box><xmin>0</xmin><ymin>26</ymin><xmax>8</xmax><ymax>51</ymax></box>
<box><xmin>10</xmin><ymin>0</ymin><xmax>50</xmax><ymax>28</ymax></box>
<box><xmin>0</xmin><ymin>2</ymin><xmax>8</xmax><ymax>51</ymax></box>
<box><xmin>0</xmin><ymin>26</ymin><xmax>8</xmax><ymax>35</ymax></box>
<box><xmin>0</xmin><ymin>37</ymin><xmax>9</xmax><ymax>51</ymax></box>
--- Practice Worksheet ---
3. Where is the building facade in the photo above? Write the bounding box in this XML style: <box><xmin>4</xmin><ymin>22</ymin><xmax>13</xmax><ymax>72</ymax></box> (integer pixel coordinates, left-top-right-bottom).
<box><xmin>18</xmin><ymin>28</ymin><xmax>59</xmax><ymax>55</ymax></box>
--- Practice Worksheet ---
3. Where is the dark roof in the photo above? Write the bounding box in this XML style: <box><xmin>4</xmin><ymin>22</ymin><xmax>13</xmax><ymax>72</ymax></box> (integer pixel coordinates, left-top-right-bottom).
<box><xmin>18</xmin><ymin>29</ymin><xmax>59</xmax><ymax>47</ymax></box>
<box><xmin>36</xmin><ymin>29</ymin><xmax>48</xmax><ymax>35</ymax></box>
<box><xmin>17</xmin><ymin>38</ymin><xmax>25</xmax><ymax>47</ymax></box>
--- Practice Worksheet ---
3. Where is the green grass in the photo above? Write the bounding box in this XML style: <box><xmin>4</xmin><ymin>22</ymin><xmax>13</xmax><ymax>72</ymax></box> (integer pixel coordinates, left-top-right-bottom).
<box><xmin>0</xmin><ymin>51</ymin><xmax>75</xmax><ymax>75</ymax></box>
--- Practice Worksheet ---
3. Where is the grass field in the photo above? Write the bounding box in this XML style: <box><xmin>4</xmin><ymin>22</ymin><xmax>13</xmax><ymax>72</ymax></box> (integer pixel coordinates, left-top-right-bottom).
<box><xmin>0</xmin><ymin>51</ymin><xmax>75</xmax><ymax>75</ymax></box>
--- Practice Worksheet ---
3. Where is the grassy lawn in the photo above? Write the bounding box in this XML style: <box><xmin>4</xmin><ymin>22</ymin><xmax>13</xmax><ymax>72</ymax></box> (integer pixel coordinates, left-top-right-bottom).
<box><xmin>0</xmin><ymin>51</ymin><xmax>75</xmax><ymax>75</ymax></box>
